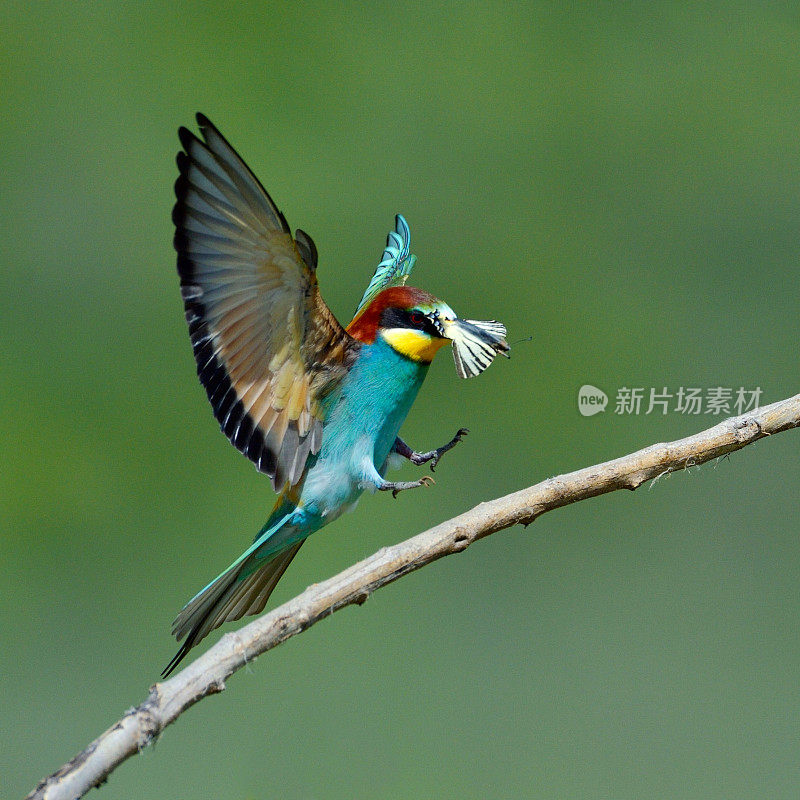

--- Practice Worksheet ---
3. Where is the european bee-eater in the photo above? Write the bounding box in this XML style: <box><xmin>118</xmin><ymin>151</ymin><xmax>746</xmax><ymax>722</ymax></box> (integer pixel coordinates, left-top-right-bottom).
<box><xmin>163</xmin><ymin>114</ymin><xmax>509</xmax><ymax>677</ymax></box>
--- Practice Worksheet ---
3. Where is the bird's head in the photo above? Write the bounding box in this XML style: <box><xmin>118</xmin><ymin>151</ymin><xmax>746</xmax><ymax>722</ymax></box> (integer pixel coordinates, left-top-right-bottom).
<box><xmin>347</xmin><ymin>286</ymin><xmax>509</xmax><ymax>378</ymax></box>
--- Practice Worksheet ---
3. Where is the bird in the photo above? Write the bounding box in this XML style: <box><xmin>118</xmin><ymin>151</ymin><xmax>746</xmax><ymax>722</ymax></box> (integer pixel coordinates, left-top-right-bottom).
<box><xmin>162</xmin><ymin>114</ymin><xmax>509</xmax><ymax>677</ymax></box>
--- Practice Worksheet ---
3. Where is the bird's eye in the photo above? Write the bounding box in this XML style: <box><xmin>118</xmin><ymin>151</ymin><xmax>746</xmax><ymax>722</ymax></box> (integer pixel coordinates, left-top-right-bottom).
<box><xmin>409</xmin><ymin>311</ymin><xmax>424</xmax><ymax>327</ymax></box>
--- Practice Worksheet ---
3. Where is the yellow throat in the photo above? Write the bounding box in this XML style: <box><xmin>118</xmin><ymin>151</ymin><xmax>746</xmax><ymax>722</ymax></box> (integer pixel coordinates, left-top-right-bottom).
<box><xmin>380</xmin><ymin>328</ymin><xmax>450</xmax><ymax>363</ymax></box>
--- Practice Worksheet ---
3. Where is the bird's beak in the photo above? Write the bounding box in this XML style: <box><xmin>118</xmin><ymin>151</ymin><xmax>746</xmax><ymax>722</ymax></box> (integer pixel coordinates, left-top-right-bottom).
<box><xmin>442</xmin><ymin>317</ymin><xmax>510</xmax><ymax>379</ymax></box>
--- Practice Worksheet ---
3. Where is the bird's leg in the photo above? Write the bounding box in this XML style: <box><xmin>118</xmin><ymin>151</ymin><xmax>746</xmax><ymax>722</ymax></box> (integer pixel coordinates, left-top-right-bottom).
<box><xmin>361</xmin><ymin>456</ymin><xmax>435</xmax><ymax>498</ymax></box>
<box><xmin>378</xmin><ymin>475</ymin><xmax>435</xmax><ymax>499</ymax></box>
<box><xmin>392</xmin><ymin>428</ymin><xmax>469</xmax><ymax>473</ymax></box>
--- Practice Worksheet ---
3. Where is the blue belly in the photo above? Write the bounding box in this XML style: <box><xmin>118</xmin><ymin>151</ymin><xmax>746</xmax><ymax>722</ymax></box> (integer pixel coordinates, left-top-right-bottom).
<box><xmin>297</xmin><ymin>336</ymin><xmax>429</xmax><ymax>520</ymax></box>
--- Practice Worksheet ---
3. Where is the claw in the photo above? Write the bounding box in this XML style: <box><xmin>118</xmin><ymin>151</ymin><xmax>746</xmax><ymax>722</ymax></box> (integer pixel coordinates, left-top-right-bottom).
<box><xmin>387</xmin><ymin>475</ymin><xmax>435</xmax><ymax>498</ymax></box>
<box><xmin>429</xmin><ymin>427</ymin><xmax>469</xmax><ymax>472</ymax></box>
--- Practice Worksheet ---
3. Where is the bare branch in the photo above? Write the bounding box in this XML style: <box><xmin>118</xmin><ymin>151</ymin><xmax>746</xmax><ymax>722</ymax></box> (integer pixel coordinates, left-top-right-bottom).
<box><xmin>26</xmin><ymin>394</ymin><xmax>800</xmax><ymax>800</ymax></box>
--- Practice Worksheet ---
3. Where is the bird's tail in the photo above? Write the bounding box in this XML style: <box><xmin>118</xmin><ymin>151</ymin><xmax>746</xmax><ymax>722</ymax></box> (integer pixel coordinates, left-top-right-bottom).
<box><xmin>162</xmin><ymin>499</ymin><xmax>305</xmax><ymax>678</ymax></box>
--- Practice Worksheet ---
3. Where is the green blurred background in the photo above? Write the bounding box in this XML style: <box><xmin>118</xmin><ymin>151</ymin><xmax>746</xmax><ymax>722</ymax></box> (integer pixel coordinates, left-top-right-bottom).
<box><xmin>3</xmin><ymin>2</ymin><xmax>799</xmax><ymax>798</ymax></box>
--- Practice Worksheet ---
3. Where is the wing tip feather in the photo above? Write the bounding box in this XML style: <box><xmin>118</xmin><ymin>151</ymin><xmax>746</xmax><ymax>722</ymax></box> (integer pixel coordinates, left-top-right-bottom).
<box><xmin>172</xmin><ymin>115</ymin><xmax>358</xmax><ymax>491</ymax></box>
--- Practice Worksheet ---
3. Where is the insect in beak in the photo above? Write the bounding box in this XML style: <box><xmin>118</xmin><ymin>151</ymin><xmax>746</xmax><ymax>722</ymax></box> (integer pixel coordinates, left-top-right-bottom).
<box><xmin>443</xmin><ymin>318</ymin><xmax>510</xmax><ymax>379</ymax></box>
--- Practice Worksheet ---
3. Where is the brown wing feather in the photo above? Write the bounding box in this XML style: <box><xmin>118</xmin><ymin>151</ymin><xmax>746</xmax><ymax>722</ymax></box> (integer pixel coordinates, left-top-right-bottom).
<box><xmin>173</xmin><ymin>114</ymin><xmax>359</xmax><ymax>488</ymax></box>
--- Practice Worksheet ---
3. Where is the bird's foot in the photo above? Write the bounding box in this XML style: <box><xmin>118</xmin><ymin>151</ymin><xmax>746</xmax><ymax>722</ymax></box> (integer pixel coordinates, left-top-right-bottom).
<box><xmin>380</xmin><ymin>475</ymin><xmax>435</xmax><ymax>498</ymax></box>
<box><xmin>410</xmin><ymin>428</ymin><xmax>469</xmax><ymax>472</ymax></box>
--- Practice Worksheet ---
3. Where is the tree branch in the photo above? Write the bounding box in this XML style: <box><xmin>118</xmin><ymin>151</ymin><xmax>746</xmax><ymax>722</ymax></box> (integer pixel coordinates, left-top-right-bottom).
<box><xmin>26</xmin><ymin>394</ymin><xmax>800</xmax><ymax>800</ymax></box>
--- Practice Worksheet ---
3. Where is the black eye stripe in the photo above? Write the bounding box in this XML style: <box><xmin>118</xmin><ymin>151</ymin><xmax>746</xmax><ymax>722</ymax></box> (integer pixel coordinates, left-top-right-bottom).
<box><xmin>380</xmin><ymin>307</ymin><xmax>412</xmax><ymax>329</ymax></box>
<box><xmin>421</xmin><ymin>317</ymin><xmax>441</xmax><ymax>337</ymax></box>
<box><xmin>380</xmin><ymin>307</ymin><xmax>444</xmax><ymax>337</ymax></box>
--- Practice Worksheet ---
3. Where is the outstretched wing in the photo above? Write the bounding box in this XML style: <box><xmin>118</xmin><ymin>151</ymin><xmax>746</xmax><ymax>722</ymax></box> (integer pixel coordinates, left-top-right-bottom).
<box><xmin>173</xmin><ymin>114</ymin><xmax>359</xmax><ymax>489</ymax></box>
<box><xmin>353</xmin><ymin>214</ymin><xmax>416</xmax><ymax>318</ymax></box>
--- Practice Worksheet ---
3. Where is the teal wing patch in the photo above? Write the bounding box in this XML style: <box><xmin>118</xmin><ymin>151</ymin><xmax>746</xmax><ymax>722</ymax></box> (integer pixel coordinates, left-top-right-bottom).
<box><xmin>354</xmin><ymin>214</ymin><xmax>416</xmax><ymax>317</ymax></box>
